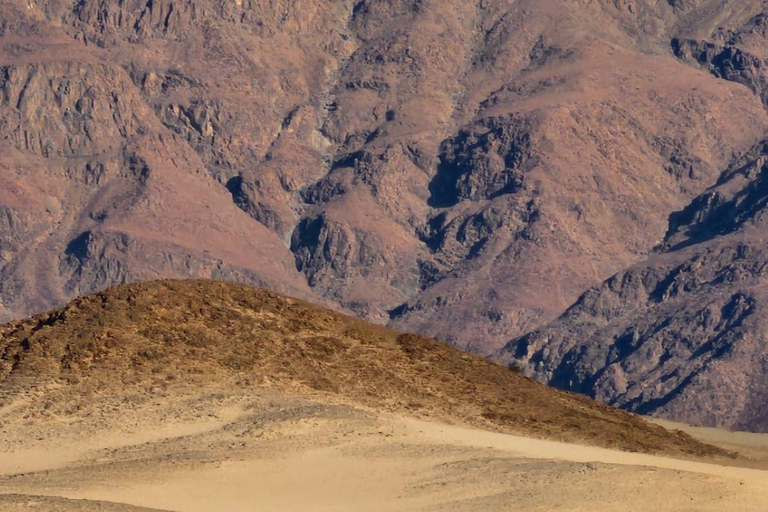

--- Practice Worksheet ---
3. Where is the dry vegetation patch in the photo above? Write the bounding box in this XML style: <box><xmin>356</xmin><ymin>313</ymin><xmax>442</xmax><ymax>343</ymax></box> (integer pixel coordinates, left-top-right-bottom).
<box><xmin>0</xmin><ymin>279</ymin><xmax>722</xmax><ymax>457</ymax></box>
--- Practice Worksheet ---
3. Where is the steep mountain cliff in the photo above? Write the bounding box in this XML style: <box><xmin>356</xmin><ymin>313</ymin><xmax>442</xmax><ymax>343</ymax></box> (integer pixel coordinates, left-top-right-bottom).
<box><xmin>2</xmin><ymin>0</ymin><xmax>768</xmax><ymax>357</ymax></box>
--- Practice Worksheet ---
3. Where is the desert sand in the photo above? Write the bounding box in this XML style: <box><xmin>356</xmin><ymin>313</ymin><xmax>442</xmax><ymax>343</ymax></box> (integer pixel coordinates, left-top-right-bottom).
<box><xmin>1</xmin><ymin>281</ymin><xmax>766</xmax><ymax>511</ymax></box>
<box><xmin>2</xmin><ymin>387</ymin><xmax>767</xmax><ymax>512</ymax></box>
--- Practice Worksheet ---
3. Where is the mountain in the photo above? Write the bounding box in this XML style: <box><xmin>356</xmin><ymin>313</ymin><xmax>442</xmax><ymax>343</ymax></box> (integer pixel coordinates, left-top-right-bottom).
<box><xmin>0</xmin><ymin>278</ymin><xmax>718</xmax><ymax>456</ymax></box>
<box><xmin>6</xmin><ymin>0</ymin><xmax>768</xmax><ymax>433</ymax></box>
<box><xmin>499</xmin><ymin>138</ymin><xmax>768</xmax><ymax>433</ymax></box>
<box><xmin>2</xmin><ymin>0</ymin><xmax>768</xmax><ymax>357</ymax></box>
<box><xmin>497</xmin><ymin>3</ymin><xmax>768</xmax><ymax>433</ymax></box>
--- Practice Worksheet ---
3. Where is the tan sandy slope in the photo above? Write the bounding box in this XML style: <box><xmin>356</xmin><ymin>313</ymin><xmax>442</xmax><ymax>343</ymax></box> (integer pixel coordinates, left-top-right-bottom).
<box><xmin>1</xmin><ymin>389</ymin><xmax>768</xmax><ymax>512</ymax></box>
<box><xmin>0</xmin><ymin>280</ymin><xmax>766</xmax><ymax>511</ymax></box>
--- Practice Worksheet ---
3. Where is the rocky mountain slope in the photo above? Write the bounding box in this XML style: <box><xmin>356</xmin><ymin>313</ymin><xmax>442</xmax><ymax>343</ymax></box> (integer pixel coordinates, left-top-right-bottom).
<box><xmin>498</xmin><ymin>4</ymin><xmax>768</xmax><ymax>433</ymax></box>
<box><xmin>3</xmin><ymin>0</ymin><xmax>768</xmax><ymax>357</ymax></box>
<box><xmin>6</xmin><ymin>0</ymin><xmax>768</xmax><ymax>433</ymax></box>
<box><xmin>0</xmin><ymin>278</ymin><xmax>719</xmax><ymax>456</ymax></box>
<box><xmin>500</xmin><ymin>137</ymin><xmax>768</xmax><ymax>433</ymax></box>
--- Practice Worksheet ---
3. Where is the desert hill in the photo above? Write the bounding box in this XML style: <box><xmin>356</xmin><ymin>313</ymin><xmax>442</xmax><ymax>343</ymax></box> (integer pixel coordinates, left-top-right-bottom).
<box><xmin>0</xmin><ymin>278</ymin><xmax>717</xmax><ymax>456</ymax></box>
<box><xmin>3</xmin><ymin>280</ymin><xmax>768</xmax><ymax>512</ymax></box>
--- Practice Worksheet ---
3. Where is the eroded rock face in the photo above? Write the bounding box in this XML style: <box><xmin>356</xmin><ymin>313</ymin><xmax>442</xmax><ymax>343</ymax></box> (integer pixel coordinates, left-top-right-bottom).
<box><xmin>429</xmin><ymin>116</ymin><xmax>537</xmax><ymax>208</ymax></box>
<box><xmin>494</xmin><ymin>3</ymin><xmax>768</xmax><ymax>432</ymax></box>
<box><xmin>672</xmin><ymin>38</ymin><xmax>768</xmax><ymax>104</ymax></box>
<box><xmin>499</xmin><ymin>138</ymin><xmax>768</xmax><ymax>431</ymax></box>
<box><xmin>0</xmin><ymin>12</ymin><xmax>318</xmax><ymax>321</ymax></box>
<box><xmin>3</xmin><ymin>0</ymin><xmax>768</xmax><ymax>370</ymax></box>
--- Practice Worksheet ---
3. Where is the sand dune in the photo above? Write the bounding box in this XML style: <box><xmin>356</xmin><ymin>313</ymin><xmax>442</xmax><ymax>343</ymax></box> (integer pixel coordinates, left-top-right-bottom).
<box><xmin>2</xmin><ymin>281</ymin><xmax>767</xmax><ymax>511</ymax></box>
<box><xmin>2</xmin><ymin>389</ymin><xmax>767</xmax><ymax>512</ymax></box>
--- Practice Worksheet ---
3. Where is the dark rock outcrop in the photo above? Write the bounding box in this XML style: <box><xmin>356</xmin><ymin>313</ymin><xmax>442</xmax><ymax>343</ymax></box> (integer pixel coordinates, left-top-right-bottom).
<box><xmin>429</xmin><ymin>116</ymin><xmax>537</xmax><ymax>208</ymax></box>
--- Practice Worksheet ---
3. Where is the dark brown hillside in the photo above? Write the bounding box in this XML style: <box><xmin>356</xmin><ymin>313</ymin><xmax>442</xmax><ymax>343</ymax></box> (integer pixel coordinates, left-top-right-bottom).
<box><xmin>0</xmin><ymin>279</ymin><xmax>720</xmax><ymax>457</ymax></box>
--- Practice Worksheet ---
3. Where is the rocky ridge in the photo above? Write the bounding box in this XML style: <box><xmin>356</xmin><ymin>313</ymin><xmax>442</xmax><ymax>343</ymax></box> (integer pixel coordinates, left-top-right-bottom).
<box><xmin>499</xmin><ymin>143</ymin><xmax>768</xmax><ymax>432</ymax></box>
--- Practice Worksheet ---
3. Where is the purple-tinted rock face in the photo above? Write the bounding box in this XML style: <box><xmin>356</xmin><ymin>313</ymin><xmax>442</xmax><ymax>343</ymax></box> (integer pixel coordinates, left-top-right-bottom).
<box><xmin>4</xmin><ymin>0</ymin><xmax>768</xmax><ymax>430</ymax></box>
<box><xmin>500</xmin><ymin>139</ymin><xmax>768</xmax><ymax>432</ymax></box>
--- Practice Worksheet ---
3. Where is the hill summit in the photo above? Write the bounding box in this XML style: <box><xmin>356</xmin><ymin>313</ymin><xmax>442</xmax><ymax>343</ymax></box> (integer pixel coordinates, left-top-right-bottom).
<box><xmin>0</xmin><ymin>279</ymin><xmax>719</xmax><ymax>456</ymax></box>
